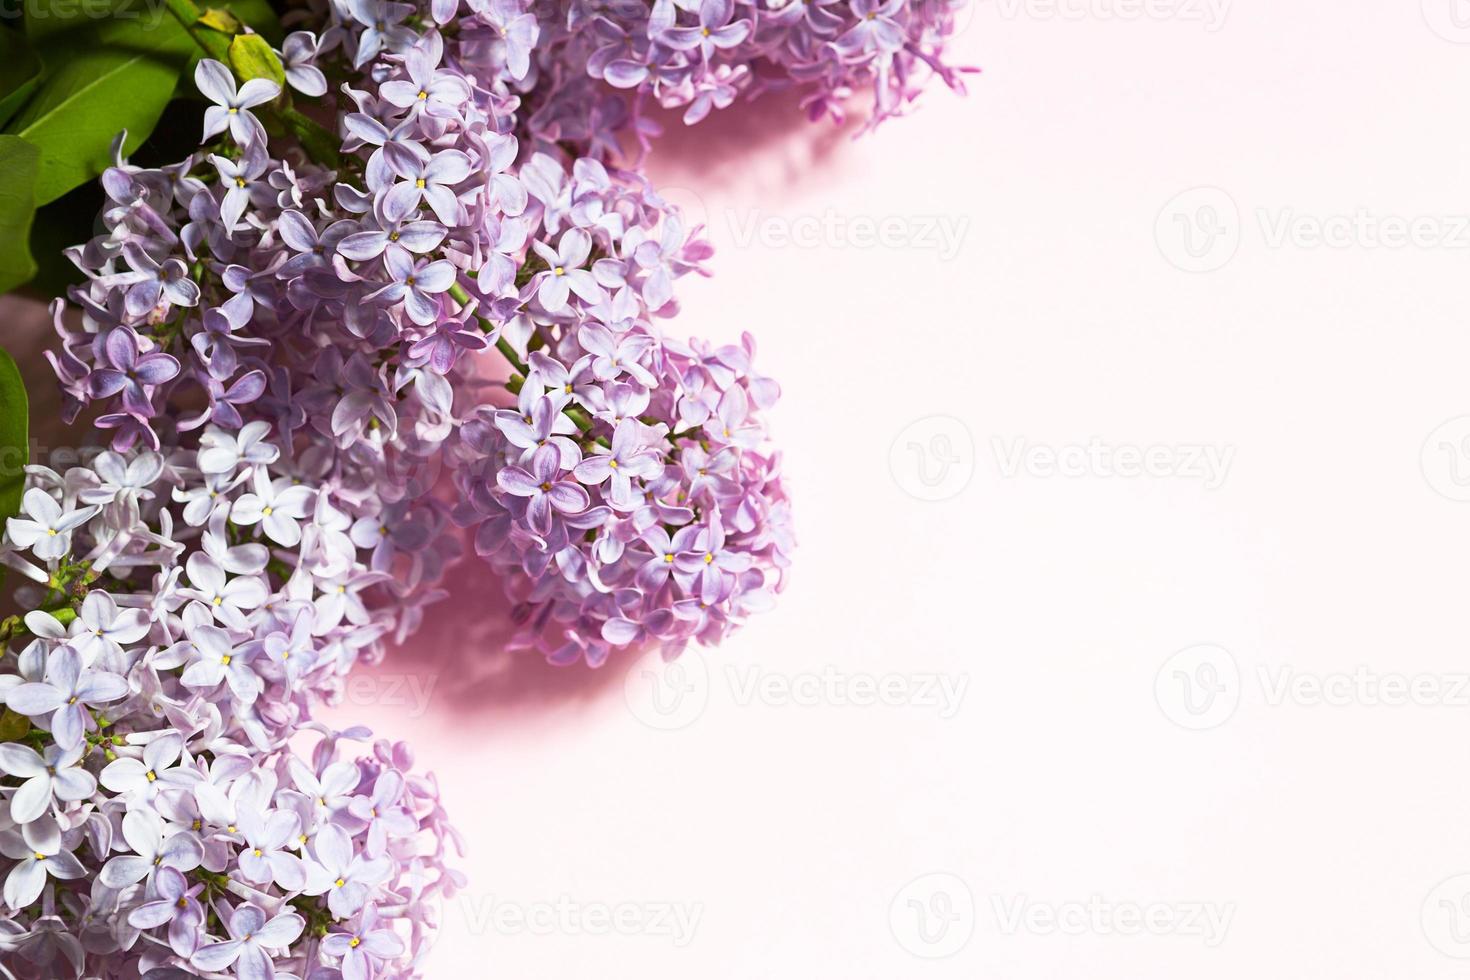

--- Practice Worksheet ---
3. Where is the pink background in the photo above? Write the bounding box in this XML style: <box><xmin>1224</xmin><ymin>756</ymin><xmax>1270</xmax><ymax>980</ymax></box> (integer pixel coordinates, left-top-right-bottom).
<box><xmin>11</xmin><ymin>2</ymin><xmax>1470</xmax><ymax>974</ymax></box>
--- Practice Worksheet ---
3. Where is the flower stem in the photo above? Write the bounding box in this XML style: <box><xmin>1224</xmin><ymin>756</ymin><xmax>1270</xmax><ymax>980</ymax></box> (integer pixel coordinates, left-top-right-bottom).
<box><xmin>447</xmin><ymin>282</ymin><xmax>605</xmax><ymax>442</ymax></box>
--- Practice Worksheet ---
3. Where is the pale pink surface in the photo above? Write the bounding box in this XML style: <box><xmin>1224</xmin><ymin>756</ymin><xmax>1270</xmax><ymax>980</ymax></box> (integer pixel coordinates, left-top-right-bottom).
<box><xmin>376</xmin><ymin>5</ymin><xmax>1470</xmax><ymax>976</ymax></box>
<box><xmin>10</xmin><ymin>3</ymin><xmax>1470</xmax><ymax>974</ymax></box>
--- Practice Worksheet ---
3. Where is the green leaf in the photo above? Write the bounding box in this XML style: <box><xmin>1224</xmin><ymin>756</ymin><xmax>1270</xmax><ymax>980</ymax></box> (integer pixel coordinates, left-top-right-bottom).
<box><xmin>0</xmin><ymin>29</ymin><xmax>43</xmax><ymax>131</ymax></box>
<box><xmin>0</xmin><ymin>137</ymin><xmax>40</xmax><ymax>293</ymax></box>
<box><xmin>10</xmin><ymin>9</ymin><xmax>194</xmax><ymax>205</ymax></box>
<box><xmin>0</xmin><ymin>710</ymin><xmax>30</xmax><ymax>743</ymax></box>
<box><xmin>0</xmin><ymin>344</ymin><xmax>28</xmax><ymax>531</ymax></box>
<box><xmin>229</xmin><ymin>32</ymin><xmax>284</xmax><ymax>87</ymax></box>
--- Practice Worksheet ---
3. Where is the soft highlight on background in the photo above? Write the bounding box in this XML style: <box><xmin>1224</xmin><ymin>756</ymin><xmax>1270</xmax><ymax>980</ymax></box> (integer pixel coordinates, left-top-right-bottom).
<box><xmin>10</xmin><ymin>1</ymin><xmax>1470</xmax><ymax>975</ymax></box>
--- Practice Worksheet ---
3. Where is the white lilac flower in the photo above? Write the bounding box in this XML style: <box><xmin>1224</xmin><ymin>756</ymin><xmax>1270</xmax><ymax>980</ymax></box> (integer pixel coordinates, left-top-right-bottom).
<box><xmin>0</xmin><ymin>818</ymin><xmax>85</xmax><ymax>909</ymax></box>
<box><xmin>98</xmin><ymin>809</ymin><xmax>204</xmax><ymax>889</ymax></box>
<box><xmin>230</xmin><ymin>468</ymin><xmax>316</xmax><ymax>546</ymax></box>
<box><xmin>0</xmin><ymin>742</ymin><xmax>97</xmax><ymax>824</ymax></box>
<box><xmin>301</xmin><ymin>823</ymin><xmax>390</xmax><ymax>917</ymax></box>
<box><xmin>195</xmin><ymin>58</ymin><xmax>279</xmax><ymax>145</ymax></box>
<box><xmin>4</xmin><ymin>488</ymin><xmax>99</xmax><ymax>561</ymax></box>
<box><xmin>5</xmin><ymin>647</ymin><xmax>129</xmax><ymax>749</ymax></box>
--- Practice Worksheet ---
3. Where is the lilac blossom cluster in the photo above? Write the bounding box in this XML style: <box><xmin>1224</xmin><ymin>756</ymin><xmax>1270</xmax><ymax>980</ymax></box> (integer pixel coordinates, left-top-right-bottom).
<box><xmin>523</xmin><ymin>0</ymin><xmax>976</xmax><ymax>157</ymax></box>
<box><xmin>454</xmin><ymin>323</ymin><xmax>794</xmax><ymax>666</ymax></box>
<box><xmin>48</xmin><ymin>0</ymin><xmax>795</xmax><ymax>669</ymax></box>
<box><xmin>0</xmin><ymin>444</ymin><xmax>462</xmax><ymax>978</ymax></box>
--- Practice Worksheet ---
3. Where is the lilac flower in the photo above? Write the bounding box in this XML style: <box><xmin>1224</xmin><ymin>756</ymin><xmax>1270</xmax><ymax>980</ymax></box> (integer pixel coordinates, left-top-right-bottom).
<box><xmin>0</xmin><ymin>742</ymin><xmax>96</xmax><ymax>823</ymax></box>
<box><xmin>99</xmin><ymin>809</ymin><xmax>204</xmax><ymax>889</ymax></box>
<box><xmin>126</xmin><ymin>867</ymin><xmax>205</xmax><ymax>957</ymax></box>
<box><xmin>87</xmin><ymin>326</ymin><xmax>181</xmax><ymax>415</ymax></box>
<box><xmin>190</xmin><ymin>903</ymin><xmax>306</xmax><ymax>976</ymax></box>
<box><xmin>179</xmin><ymin>622</ymin><xmax>263</xmax><ymax>703</ymax></box>
<box><xmin>112</xmin><ymin>243</ymin><xmax>200</xmax><ymax>317</ymax></box>
<box><xmin>407</xmin><ymin>314</ymin><xmax>488</xmax><ymax>373</ymax></box>
<box><xmin>379</xmin><ymin>46</ymin><xmax>470</xmax><ymax>119</ymax></box>
<box><xmin>289</xmin><ymin>758</ymin><xmax>361</xmax><ymax>816</ymax></box>
<box><xmin>472</xmin><ymin>0</ymin><xmax>539</xmax><ymax>79</ymax></box>
<box><xmin>0</xmin><ymin>819</ymin><xmax>84</xmax><ymax>909</ymax></box>
<box><xmin>634</xmin><ymin>523</ymin><xmax>702</xmax><ymax>592</ymax></box>
<box><xmin>196</xmin><ymin>59</ymin><xmax>279</xmax><ymax>144</ymax></box>
<box><xmin>280</xmin><ymin>31</ymin><xmax>328</xmax><ymax>96</ymax></box>
<box><xmin>179</xmin><ymin>553</ymin><xmax>267</xmax><ymax>629</ymax></box>
<box><xmin>235</xmin><ymin>807</ymin><xmax>306</xmax><ymax>889</ymax></box>
<box><xmin>382</xmin><ymin>145</ymin><xmax>470</xmax><ymax>225</ymax></box>
<box><xmin>578</xmin><ymin>324</ymin><xmax>656</xmax><ymax>386</ymax></box>
<box><xmin>277</xmin><ymin>210</ymin><xmax>356</xmax><ymax>276</ymax></box>
<box><xmin>231</xmin><ymin>469</ymin><xmax>316</xmax><ymax>546</ymax></box>
<box><xmin>71</xmin><ymin>590</ymin><xmax>151</xmax><ymax>666</ymax></box>
<box><xmin>834</xmin><ymin>0</ymin><xmax>906</xmax><ymax>56</ymax></box>
<box><xmin>494</xmin><ymin>394</ymin><xmax>580</xmax><ymax>467</ymax></box>
<box><xmin>5</xmin><ymin>488</ymin><xmax>99</xmax><ymax>560</ymax></box>
<box><xmin>365</xmin><ymin>246</ymin><xmax>456</xmax><ymax>325</ymax></box>
<box><xmin>674</xmin><ymin>517</ymin><xmax>753</xmax><ymax>603</ymax></box>
<box><xmin>197</xmin><ymin>421</ymin><xmax>280</xmax><ymax>475</ymax></box>
<box><xmin>350</xmin><ymin>0</ymin><xmax>416</xmax><ymax>65</ymax></box>
<box><xmin>574</xmin><ymin>419</ymin><xmax>663</xmax><ymax>509</ymax></box>
<box><xmin>322</xmin><ymin>905</ymin><xmax>406</xmax><ymax>980</ymax></box>
<box><xmin>99</xmin><ymin>732</ymin><xmax>198</xmax><ymax>800</ymax></box>
<box><xmin>336</xmin><ymin>214</ymin><xmax>447</xmax><ymax>261</ymax></box>
<box><xmin>531</xmin><ymin>229</ymin><xmax>604</xmax><ymax>312</ymax></box>
<box><xmin>660</xmin><ymin>0</ymin><xmax>752</xmax><ymax>60</ymax></box>
<box><xmin>302</xmin><ymin>824</ymin><xmax>390</xmax><ymax>917</ymax></box>
<box><xmin>6</xmin><ymin>647</ymin><xmax>129</xmax><ymax>749</ymax></box>
<box><xmin>346</xmin><ymin>770</ymin><xmax>417</xmax><ymax>856</ymax></box>
<box><xmin>212</xmin><ymin>141</ymin><xmax>272</xmax><ymax>231</ymax></box>
<box><xmin>497</xmin><ymin>444</ymin><xmax>592</xmax><ymax>536</ymax></box>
